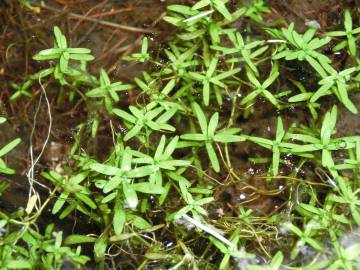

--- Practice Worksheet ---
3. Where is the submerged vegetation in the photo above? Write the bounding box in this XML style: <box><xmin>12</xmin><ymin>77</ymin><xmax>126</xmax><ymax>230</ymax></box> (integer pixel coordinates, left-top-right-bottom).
<box><xmin>1</xmin><ymin>0</ymin><xmax>360</xmax><ymax>269</ymax></box>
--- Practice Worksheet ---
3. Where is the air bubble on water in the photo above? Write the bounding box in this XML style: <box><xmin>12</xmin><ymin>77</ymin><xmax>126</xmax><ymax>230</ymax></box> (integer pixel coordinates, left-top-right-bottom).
<box><xmin>247</xmin><ymin>167</ymin><xmax>255</xmax><ymax>175</ymax></box>
<box><xmin>164</xmin><ymin>240</ymin><xmax>174</xmax><ymax>249</ymax></box>
<box><xmin>337</xmin><ymin>140</ymin><xmax>346</xmax><ymax>149</ymax></box>
<box><xmin>239</xmin><ymin>194</ymin><xmax>246</xmax><ymax>200</ymax></box>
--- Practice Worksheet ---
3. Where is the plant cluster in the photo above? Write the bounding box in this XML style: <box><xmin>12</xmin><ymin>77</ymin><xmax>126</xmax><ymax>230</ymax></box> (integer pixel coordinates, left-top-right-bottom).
<box><xmin>3</xmin><ymin>1</ymin><xmax>360</xmax><ymax>269</ymax></box>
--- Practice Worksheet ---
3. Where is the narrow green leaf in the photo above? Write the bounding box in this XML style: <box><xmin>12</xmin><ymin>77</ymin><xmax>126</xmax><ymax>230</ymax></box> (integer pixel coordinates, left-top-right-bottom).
<box><xmin>113</xmin><ymin>108</ymin><xmax>136</xmax><ymax>123</ymax></box>
<box><xmin>206</xmin><ymin>142</ymin><xmax>219</xmax><ymax>172</ymax></box>
<box><xmin>113</xmin><ymin>194</ymin><xmax>126</xmax><ymax>235</ymax></box>
<box><xmin>90</xmin><ymin>163</ymin><xmax>122</xmax><ymax>176</ymax></box>
<box><xmin>64</xmin><ymin>234</ymin><xmax>97</xmax><ymax>245</ymax></box>
<box><xmin>52</xmin><ymin>190</ymin><xmax>69</xmax><ymax>214</ymax></box>
<box><xmin>0</xmin><ymin>138</ymin><xmax>21</xmax><ymax>157</ymax></box>
<box><xmin>94</xmin><ymin>232</ymin><xmax>108</xmax><ymax>262</ymax></box>
<box><xmin>126</xmin><ymin>165</ymin><xmax>156</xmax><ymax>178</ymax></box>
<box><xmin>7</xmin><ymin>260</ymin><xmax>31</xmax><ymax>269</ymax></box>
<box><xmin>192</xmin><ymin>102</ymin><xmax>208</xmax><ymax>135</ymax></box>
<box><xmin>207</xmin><ymin>112</ymin><xmax>219</xmax><ymax>137</ymax></box>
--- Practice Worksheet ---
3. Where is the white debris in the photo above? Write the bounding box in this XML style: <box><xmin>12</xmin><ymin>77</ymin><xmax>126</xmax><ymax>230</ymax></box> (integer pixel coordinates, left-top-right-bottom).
<box><xmin>305</xmin><ymin>19</ymin><xmax>321</xmax><ymax>29</ymax></box>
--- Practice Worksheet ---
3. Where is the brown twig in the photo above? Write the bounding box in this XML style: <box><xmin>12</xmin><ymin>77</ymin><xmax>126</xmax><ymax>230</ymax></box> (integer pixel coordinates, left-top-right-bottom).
<box><xmin>32</xmin><ymin>2</ymin><xmax>157</xmax><ymax>34</ymax></box>
<box><xmin>94</xmin><ymin>37</ymin><xmax>128</xmax><ymax>64</ymax></box>
<box><xmin>88</xmin><ymin>7</ymin><xmax>134</xmax><ymax>18</ymax></box>
<box><xmin>70</xmin><ymin>0</ymin><xmax>108</xmax><ymax>34</ymax></box>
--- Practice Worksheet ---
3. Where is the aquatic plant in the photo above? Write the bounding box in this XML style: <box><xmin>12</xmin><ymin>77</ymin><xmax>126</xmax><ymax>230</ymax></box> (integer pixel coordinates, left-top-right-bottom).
<box><xmin>3</xmin><ymin>1</ymin><xmax>360</xmax><ymax>269</ymax></box>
